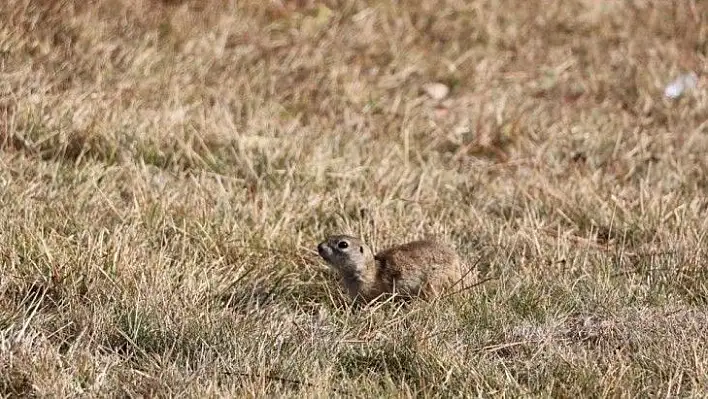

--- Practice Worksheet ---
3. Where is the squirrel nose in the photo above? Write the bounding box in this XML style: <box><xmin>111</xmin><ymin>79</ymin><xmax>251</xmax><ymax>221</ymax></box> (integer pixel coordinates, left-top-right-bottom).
<box><xmin>317</xmin><ymin>242</ymin><xmax>327</xmax><ymax>256</ymax></box>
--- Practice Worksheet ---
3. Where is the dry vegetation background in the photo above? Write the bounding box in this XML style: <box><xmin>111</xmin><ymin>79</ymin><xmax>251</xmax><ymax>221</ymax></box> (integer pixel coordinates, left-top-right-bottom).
<box><xmin>0</xmin><ymin>0</ymin><xmax>707</xmax><ymax>396</ymax></box>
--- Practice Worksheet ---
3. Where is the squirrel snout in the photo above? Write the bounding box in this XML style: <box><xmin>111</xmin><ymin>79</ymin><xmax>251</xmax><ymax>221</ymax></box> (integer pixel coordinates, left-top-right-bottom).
<box><xmin>317</xmin><ymin>242</ymin><xmax>330</xmax><ymax>258</ymax></box>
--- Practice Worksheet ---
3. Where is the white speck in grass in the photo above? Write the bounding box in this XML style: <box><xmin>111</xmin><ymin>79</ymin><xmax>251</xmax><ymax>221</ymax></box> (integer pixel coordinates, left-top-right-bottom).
<box><xmin>422</xmin><ymin>82</ymin><xmax>450</xmax><ymax>100</ymax></box>
<box><xmin>664</xmin><ymin>72</ymin><xmax>698</xmax><ymax>99</ymax></box>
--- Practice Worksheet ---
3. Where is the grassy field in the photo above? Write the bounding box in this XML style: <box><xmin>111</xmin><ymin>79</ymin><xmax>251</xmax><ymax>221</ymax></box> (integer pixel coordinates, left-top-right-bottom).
<box><xmin>1</xmin><ymin>0</ymin><xmax>707</xmax><ymax>396</ymax></box>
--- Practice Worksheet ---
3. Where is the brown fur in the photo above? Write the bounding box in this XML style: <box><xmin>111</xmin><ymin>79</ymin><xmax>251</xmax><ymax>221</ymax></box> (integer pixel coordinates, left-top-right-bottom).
<box><xmin>317</xmin><ymin>235</ymin><xmax>465</xmax><ymax>302</ymax></box>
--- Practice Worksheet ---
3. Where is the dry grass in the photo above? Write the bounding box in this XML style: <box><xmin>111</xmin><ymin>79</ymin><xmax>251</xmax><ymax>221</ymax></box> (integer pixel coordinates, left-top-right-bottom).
<box><xmin>0</xmin><ymin>0</ymin><xmax>707</xmax><ymax>396</ymax></box>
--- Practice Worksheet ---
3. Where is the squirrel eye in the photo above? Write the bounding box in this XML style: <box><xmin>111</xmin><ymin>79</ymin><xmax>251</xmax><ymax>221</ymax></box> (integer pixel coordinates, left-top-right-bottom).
<box><xmin>337</xmin><ymin>241</ymin><xmax>349</xmax><ymax>249</ymax></box>
<box><xmin>359</xmin><ymin>246</ymin><xmax>364</xmax><ymax>253</ymax></box>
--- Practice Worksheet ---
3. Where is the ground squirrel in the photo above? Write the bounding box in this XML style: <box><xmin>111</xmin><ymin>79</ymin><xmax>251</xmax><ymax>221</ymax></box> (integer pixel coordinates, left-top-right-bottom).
<box><xmin>317</xmin><ymin>234</ymin><xmax>464</xmax><ymax>302</ymax></box>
